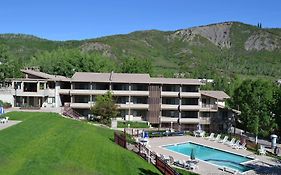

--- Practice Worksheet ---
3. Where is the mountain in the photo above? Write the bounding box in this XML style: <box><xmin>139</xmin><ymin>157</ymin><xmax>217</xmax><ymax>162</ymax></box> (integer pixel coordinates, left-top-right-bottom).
<box><xmin>1</xmin><ymin>22</ymin><xmax>281</xmax><ymax>80</ymax></box>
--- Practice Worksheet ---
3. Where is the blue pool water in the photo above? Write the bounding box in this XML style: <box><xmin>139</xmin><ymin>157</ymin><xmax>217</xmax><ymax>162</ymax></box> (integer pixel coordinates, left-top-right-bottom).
<box><xmin>164</xmin><ymin>142</ymin><xmax>253</xmax><ymax>173</ymax></box>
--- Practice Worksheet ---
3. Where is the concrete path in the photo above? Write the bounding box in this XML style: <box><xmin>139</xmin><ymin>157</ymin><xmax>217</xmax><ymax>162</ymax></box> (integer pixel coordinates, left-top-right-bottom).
<box><xmin>0</xmin><ymin>120</ymin><xmax>22</xmax><ymax>131</ymax></box>
<box><xmin>4</xmin><ymin>107</ymin><xmax>63</xmax><ymax>113</ymax></box>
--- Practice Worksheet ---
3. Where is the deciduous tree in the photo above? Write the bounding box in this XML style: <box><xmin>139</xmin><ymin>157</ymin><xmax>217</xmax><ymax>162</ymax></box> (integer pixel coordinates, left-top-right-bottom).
<box><xmin>232</xmin><ymin>80</ymin><xmax>276</xmax><ymax>138</ymax></box>
<box><xmin>90</xmin><ymin>91</ymin><xmax>119</xmax><ymax>126</ymax></box>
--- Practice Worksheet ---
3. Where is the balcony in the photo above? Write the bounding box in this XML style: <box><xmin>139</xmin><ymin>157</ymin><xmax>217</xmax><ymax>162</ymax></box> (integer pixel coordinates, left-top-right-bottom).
<box><xmin>160</xmin><ymin>116</ymin><xmax>179</xmax><ymax>122</ymax></box>
<box><xmin>201</xmin><ymin>103</ymin><xmax>218</xmax><ymax>112</ymax></box>
<box><xmin>180</xmin><ymin>92</ymin><xmax>201</xmax><ymax>98</ymax></box>
<box><xmin>161</xmin><ymin>91</ymin><xmax>179</xmax><ymax>97</ymax></box>
<box><xmin>180</xmin><ymin>118</ymin><xmax>200</xmax><ymax>124</ymax></box>
<box><xmin>70</xmin><ymin>103</ymin><xmax>91</xmax><ymax>109</ymax></box>
<box><xmin>118</xmin><ymin>103</ymin><xmax>149</xmax><ymax>109</ymax></box>
<box><xmin>112</xmin><ymin>90</ymin><xmax>149</xmax><ymax>96</ymax></box>
<box><xmin>13</xmin><ymin>89</ymin><xmax>55</xmax><ymax>97</ymax></box>
<box><xmin>180</xmin><ymin>105</ymin><xmax>200</xmax><ymax>111</ymax></box>
<box><xmin>59</xmin><ymin>89</ymin><xmax>108</xmax><ymax>95</ymax></box>
<box><xmin>161</xmin><ymin>104</ymin><xmax>179</xmax><ymax>110</ymax></box>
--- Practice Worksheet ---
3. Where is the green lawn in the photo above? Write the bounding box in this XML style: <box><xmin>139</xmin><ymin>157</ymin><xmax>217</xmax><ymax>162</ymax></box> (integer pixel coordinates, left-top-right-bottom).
<box><xmin>0</xmin><ymin>112</ymin><xmax>160</xmax><ymax>175</ymax></box>
<box><xmin>117</xmin><ymin>121</ymin><xmax>149</xmax><ymax>128</ymax></box>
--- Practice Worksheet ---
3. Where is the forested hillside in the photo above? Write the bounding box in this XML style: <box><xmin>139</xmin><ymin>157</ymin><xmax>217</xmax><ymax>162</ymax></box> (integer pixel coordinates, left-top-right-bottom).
<box><xmin>1</xmin><ymin>22</ymin><xmax>281</xmax><ymax>82</ymax></box>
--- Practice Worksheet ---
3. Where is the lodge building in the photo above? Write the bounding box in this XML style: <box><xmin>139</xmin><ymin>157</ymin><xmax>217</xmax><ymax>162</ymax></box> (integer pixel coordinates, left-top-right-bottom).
<box><xmin>0</xmin><ymin>68</ymin><xmax>239</xmax><ymax>132</ymax></box>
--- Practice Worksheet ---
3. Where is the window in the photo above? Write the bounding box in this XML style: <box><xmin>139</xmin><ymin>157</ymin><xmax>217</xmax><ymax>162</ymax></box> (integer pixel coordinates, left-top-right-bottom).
<box><xmin>181</xmin><ymin>98</ymin><xmax>199</xmax><ymax>105</ymax></box>
<box><xmin>182</xmin><ymin>85</ymin><xmax>199</xmax><ymax>92</ymax></box>
<box><xmin>39</xmin><ymin>82</ymin><xmax>45</xmax><ymax>90</ymax></box>
<box><xmin>181</xmin><ymin>111</ymin><xmax>198</xmax><ymax>118</ymax></box>
<box><xmin>162</xmin><ymin>85</ymin><xmax>180</xmax><ymax>92</ymax></box>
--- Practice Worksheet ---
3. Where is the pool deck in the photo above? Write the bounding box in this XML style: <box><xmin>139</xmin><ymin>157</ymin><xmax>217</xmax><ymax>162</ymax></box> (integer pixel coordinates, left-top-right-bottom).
<box><xmin>0</xmin><ymin>120</ymin><xmax>22</xmax><ymax>131</ymax></box>
<box><xmin>148</xmin><ymin>136</ymin><xmax>281</xmax><ymax>175</ymax></box>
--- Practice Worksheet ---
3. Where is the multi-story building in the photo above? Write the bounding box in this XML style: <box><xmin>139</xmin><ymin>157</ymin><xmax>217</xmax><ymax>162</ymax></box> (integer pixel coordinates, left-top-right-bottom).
<box><xmin>0</xmin><ymin>68</ymin><xmax>239</xmax><ymax>132</ymax></box>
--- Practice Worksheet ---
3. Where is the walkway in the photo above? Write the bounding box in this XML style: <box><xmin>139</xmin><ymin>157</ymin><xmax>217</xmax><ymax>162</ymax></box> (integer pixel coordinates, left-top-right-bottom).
<box><xmin>148</xmin><ymin>136</ymin><xmax>281</xmax><ymax>175</ymax></box>
<box><xmin>0</xmin><ymin>120</ymin><xmax>21</xmax><ymax>131</ymax></box>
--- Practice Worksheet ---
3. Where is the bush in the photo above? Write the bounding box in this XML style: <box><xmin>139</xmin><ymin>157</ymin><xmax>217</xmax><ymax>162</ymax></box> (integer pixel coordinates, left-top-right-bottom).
<box><xmin>117</xmin><ymin>121</ymin><xmax>149</xmax><ymax>128</ymax></box>
<box><xmin>0</xmin><ymin>100</ymin><xmax>12</xmax><ymax>108</ymax></box>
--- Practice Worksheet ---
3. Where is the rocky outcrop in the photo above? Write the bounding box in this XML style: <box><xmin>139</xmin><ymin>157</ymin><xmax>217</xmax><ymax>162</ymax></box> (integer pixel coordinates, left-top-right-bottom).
<box><xmin>171</xmin><ymin>22</ymin><xmax>233</xmax><ymax>48</ymax></box>
<box><xmin>244</xmin><ymin>32</ymin><xmax>281</xmax><ymax>51</ymax></box>
<box><xmin>80</xmin><ymin>42</ymin><xmax>115</xmax><ymax>58</ymax></box>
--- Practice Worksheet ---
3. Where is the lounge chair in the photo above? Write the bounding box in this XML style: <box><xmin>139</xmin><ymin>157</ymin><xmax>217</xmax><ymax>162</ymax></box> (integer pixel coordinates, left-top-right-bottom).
<box><xmin>193</xmin><ymin>130</ymin><xmax>205</xmax><ymax>137</ymax></box>
<box><xmin>0</xmin><ymin>118</ymin><xmax>7</xmax><ymax>124</ymax></box>
<box><xmin>174</xmin><ymin>160</ymin><xmax>185</xmax><ymax>168</ymax></box>
<box><xmin>199</xmin><ymin>131</ymin><xmax>205</xmax><ymax>137</ymax></box>
<box><xmin>258</xmin><ymin>145</ymin><xmax>266</xmax><ymax>155</ymax></box>
<box><xmin>219</xmin><ymin>166</ymin><xmax>239</xmax><ymax>174</ymax></box>
<box><xmin>160</xmin><ymin>154</ymin><xmax>170</xmax><ymax>162</ymax></box>
<box><xmin>168</xmin><ymin>156</ymin><xmax>175</xmax><ymax>165</ymax></box>
<box><xmin>219</xmin><ymin>136</ymin><xmax>228</xmax><ymax>144</ymax></box>
<box><xmin>172</xmin><ymin>131</ymin><xmax>185</xmax><ymax>136</ymax></box>
<box><xmin>206</xmin><ymin>133</ymin><xmax>215</xmax><ymax>140</ymax></box>
<box><xmin>213</xmin><ymin>134</ymin><xmax>221</xmax><ymax>142</ymax></box>
<box><xmin>185</xmin><ymin>161</ymin><xmax>198</xmax><ymax>170</ymax></box>
<box><xmin>238</xmin><ymin>142</ymin><xmax>247</xmax><ymax>150</ymax></box>
<box><xmin>226</xmin><ymin>138</ymin><xmax>235</xmax><ymax>146</ymax></box>
<box><xmin>232</xmin><ymin>140</ymin><xmax>240</xmax><ymax>149</ymax></box>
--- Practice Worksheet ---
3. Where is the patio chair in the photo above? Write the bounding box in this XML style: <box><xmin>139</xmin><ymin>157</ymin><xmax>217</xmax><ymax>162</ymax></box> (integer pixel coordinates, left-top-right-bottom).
<box><xmin>185</xmin><ymin>161</ymin><xmax>198</xmax><ymax>170</ymax></box>
<box><xmin>226</xmin><ymin>138</ymin><xmax>235</xmax><ymax>146</ymax></box>
<box><xmin>0</xmin><ymin>118</ymin><xmax>6</xmax><ymax>124</ymax></box>
<box><xmin>193</xmin><ymin>131</ymin><xmax>199</xmax><ymax>137</ymax></box>
<box><xmin>168</xmin><ymin>156</ymin><xmax>175</xmax><ymax>165</ymax></box>
<box><xmin>206</xmin><ymin>133</ymin><xmax>215</xmax><ymax>140</ymax></box>
<box><xmin>160</xmin><ymin>154</ymin><xmax>170</xmax><ymax>162</ymax></box>
<box><xmin>238</xmin><ymin>142</ymin><xmax>247</xmax><ymax>150</ymax></box>
<box><xmin>258</xmin><ymin>145</ymin><xmax>266</xmax><ymax>155</ymax></box>
<box><xmin>219</xmin><ymin>136</ymin><xmax>228</xmax><ymax>144</ymax></box>
<box><xmin>232</xmin><ymin>140</ymin><xmax>240</xmax><ymax>149</ymax></box>
<box><xmin>213</xmin><ymin>134</ymin><xmax>221</xmax><ymax>142</ymax></box>
<box><xmin>174</xmin><ymin>159</ymin><xmax>185</xmax><ymax>168</ymax></box>
<box><xmin>199</xmin><ymin>131</ymin><xmax>205</xmax><ymax>137</ymax></box>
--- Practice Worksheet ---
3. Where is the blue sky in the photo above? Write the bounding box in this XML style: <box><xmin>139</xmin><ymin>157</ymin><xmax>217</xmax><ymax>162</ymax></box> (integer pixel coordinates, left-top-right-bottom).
<box><xmin>0</xmin><ymin>0</ymin><xmax>280</xmax><ymax>40</ymax></box>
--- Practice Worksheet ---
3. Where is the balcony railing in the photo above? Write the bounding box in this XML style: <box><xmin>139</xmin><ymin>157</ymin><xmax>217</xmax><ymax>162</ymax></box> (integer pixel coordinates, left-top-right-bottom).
<box><xmin>201</xmin><ymin>103</ymin><xmax>218</xmax><ymax>110</ymax></box>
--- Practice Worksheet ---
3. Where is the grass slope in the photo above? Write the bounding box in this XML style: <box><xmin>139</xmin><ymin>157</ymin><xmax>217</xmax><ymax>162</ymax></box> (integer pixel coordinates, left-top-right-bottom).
<box><xmin>0</xmin><ymin>112</ymin><xmax>160</xmax><ymax>175</ymax></box>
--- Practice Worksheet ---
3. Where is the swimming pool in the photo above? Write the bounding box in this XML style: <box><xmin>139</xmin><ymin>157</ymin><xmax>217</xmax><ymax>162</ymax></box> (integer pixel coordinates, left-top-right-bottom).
<box><xmin>163</xmin><ymin>142</ymin><xmax>253</xmax><ymax>173</ymax></box>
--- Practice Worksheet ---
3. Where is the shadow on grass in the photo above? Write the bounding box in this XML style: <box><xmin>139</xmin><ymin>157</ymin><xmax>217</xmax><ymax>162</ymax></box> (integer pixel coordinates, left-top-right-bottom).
<box><xmin>109</xmin><ymin>138</ymin><xmax>114</xmax><ymax>143</ymax></box>
<box><xmin>138</xmin><ymin>168</ymin><xmax>160</xmax><ymax>175</ymax></box>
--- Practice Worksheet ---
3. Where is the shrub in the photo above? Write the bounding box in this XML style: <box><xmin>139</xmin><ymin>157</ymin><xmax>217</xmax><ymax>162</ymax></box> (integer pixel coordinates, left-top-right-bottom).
<box><xmin>0</xmin><ymin>100</ymin><xmax>11</xmax><ymax>108</ymax></box>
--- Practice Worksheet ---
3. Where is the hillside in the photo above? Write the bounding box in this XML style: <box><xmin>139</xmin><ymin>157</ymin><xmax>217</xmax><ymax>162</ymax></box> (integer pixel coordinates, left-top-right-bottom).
<box><xmin>1</xmin><ymin>21</ymin><xmax>281</xmax><ymax>80</ymax></box>
<box><xmin>0</xmin><ymin>112</ymin><xmax>161</xmax><ymax>175</ymax></box>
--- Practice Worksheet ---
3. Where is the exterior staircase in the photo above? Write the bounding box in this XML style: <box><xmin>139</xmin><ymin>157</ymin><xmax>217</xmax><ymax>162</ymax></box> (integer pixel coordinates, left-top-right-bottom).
<box><xmin>62</xmin><ymin>103</ymin><xmax>82</xmax><ymax>120</ymax></box>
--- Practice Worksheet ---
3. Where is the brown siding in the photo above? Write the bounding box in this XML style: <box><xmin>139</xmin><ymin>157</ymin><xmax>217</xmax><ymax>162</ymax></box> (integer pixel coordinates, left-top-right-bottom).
<box><xmin>147</xmin><ymin>85</ymin><xmax>161</xmax><ymax>124</ymax></box>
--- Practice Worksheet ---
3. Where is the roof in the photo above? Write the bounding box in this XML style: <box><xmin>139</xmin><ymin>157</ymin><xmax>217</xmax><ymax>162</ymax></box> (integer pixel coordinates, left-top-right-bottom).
<box><xmin>72</xmin><ymin>72</ymin><xmax>202</xmax><ymax>85</ymax></box>
<box><xmin>19</xmin><ymin>70</ymin><xmax>203</xmax><ymax>85</ymax></box>
<box><xmin>21</xmin><ymin>69</ymin><xmax>70</xmax><ymax>81</ymax></box>
<box><xmin>150</xmin><ymin>77</ymin><xmax>203</xmax><ymax>85</ymax></box>
<box><xmin>71</xmin><ymin>72</ymin><xmax>111</xmax><ymax>82</ymax></box>
<box><xmin>72</xmin><ymin>72</ymin><xmax>150</xmax><ymax>83</ymax></box>
<box><xmin>110</xmin><ymin>73</ymin><xmax>150</xmax><ymax>83</ymax></box>
<box><xmin>201</xmin><ymin>90</ymin><xmax>230</xmax><ymax>100</ymax></box>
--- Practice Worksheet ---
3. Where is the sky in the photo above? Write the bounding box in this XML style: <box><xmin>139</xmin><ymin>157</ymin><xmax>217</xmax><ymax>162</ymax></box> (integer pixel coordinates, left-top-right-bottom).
<box><xmin>0</xmin><ymin>0</ymin><xmax>280</xmax><ymax>41</ymax></box>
